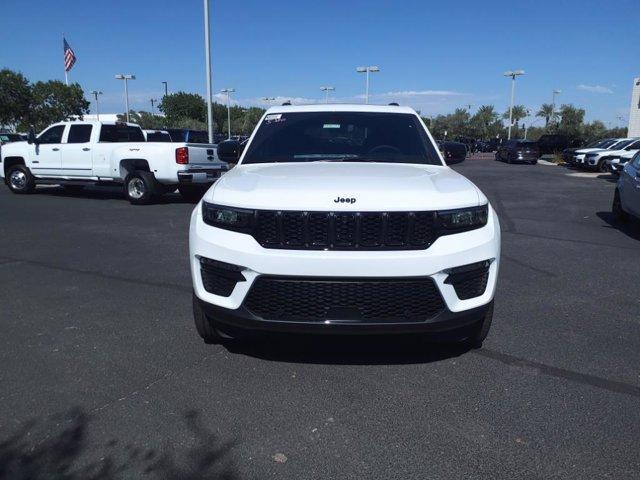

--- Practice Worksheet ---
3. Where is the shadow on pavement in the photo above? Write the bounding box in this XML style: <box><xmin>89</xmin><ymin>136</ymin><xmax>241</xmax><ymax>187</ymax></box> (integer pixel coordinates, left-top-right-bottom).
<box><xmin>37</xmin><ymin>186</ymin><xmax>200</xmax><ymax>205</ymax></box>
<box><xmin>223</xmin><ymin>333</ymin><xmax>471</xmax><ymax>365</ymax></box>
<box><xmin>596</xmin><ymin>173</ymin><xmax>619</xmax><ymax>183</ymax></box>
<box><xmin>0</xmin><ymin>408</ymin><xmax>237</xmax><ymax>480</ymax></box>
<box><xmin>596</xmin><ymin>211</ymin><xmax>640</xmax><ymax>242</ymax></box>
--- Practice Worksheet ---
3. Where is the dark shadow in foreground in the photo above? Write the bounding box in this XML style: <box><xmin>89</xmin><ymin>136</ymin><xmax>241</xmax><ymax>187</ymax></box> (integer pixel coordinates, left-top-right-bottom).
<box><xmin>38</xmin><ymin>186</ymin><xmax>201</xmax><ymax>205</ymax></box>
<box><xmin>596</xmin><ymin>211</ymin><xmax>640</xmax><ymax>242</ymax></box>
<box><xmin>222</xmin><ymin>331</ymin><xmax>472</xmax><ymax>366</ymax></box>
<box><xmin>0</xmin><ymin>409</ymin><xmax>237</xmax><ymax>480</ymax></box>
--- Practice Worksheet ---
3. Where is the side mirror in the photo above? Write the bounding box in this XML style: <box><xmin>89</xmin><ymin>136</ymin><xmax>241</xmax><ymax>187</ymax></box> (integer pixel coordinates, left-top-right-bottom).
<box><xmin>27</xmin><ymin>127</ymin><xmax>37</xmax><ymax>145</ymax></box>
<box><xmin>216</xmin><ymin>139</ymin><xmax>243</xmax><ymax>163</ymax></box>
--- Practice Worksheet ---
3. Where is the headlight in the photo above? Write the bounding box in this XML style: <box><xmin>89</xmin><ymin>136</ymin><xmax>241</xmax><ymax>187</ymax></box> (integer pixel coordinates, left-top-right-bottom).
<box><xmin>437</xmin><ymin>204</ymin><xmax>488</xmax><ymax>233</ymax></box>
<box><xmin>202</xmin><ymin>202</ymin><xmax>254</xmax><ymax>233</ymax></box>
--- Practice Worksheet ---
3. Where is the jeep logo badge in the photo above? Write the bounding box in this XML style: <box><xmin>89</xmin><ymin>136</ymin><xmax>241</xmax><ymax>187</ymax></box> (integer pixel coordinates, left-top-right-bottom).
<box><xmin>334</xmin><ymin>196</ymin><xmax>356</xmax><ymax>204</ymax></box>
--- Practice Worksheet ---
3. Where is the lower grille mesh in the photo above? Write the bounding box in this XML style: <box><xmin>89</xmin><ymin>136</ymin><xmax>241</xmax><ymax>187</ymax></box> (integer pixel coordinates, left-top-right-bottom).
<box><xmin>243</xmin><ymin>276</ymin><xmax>445</xmax><ymax>322</ymax></box>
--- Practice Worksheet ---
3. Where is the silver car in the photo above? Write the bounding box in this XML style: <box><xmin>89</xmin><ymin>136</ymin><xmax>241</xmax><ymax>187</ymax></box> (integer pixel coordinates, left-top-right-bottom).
<box><xmin>613</xmin><ymin>151</ymin><xmax>640</xmax><ymax>222</ymax></box>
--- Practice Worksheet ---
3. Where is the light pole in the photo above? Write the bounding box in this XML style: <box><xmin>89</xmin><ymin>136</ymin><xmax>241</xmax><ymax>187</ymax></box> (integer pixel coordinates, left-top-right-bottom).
<box><xmin>503</xmin><ymin>70</ymin><xmax>525</xmax><ymax>139</ymax></box>
<box><xmin>320</xmin><ymin>86</ymin><xmax>335</xmax><ymax>104</ymax></box>
<box><xmin>356</xmin><ymin>66</ymin><xmax>379</xmax><ymax>104</ymax></box>
<box><xmin>90</xmin><ymin>90</ymin><xmax>103</xmax><ymax>121</ymax></box>
<box><xmin>551</xmin><ymin>89</ymin><xmax>561</xmax><ymax>125</ymax></box>
<box><xmin>115</xmin><ymin>74</ymin><xmax>135</xmax><ymax>122</ymax></box>
<box><xmin>221</xmin><ymin>88</ymin><xmax>235</xmax><ymax>139</ymax></box>
<box><xmin>162</xmin><ymin>81</ymin><xmax>168</xmax><ymax>97</ymax></box>
<box><xmin>203</xmin><ymin>0</ymin><xmax>214</xmax><ymax>143</ymax></box>
<box><xmin>150</xmin><ymin>98</ymin><xmax>157</xmax><ymax>115</ymax></box>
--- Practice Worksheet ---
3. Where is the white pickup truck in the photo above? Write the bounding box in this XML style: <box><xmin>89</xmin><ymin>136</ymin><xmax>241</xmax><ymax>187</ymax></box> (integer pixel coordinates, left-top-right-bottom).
<box><xmin>0</xmin><ymin>121</ymin><xmax>228</xmax><ymax>204</ymax></box>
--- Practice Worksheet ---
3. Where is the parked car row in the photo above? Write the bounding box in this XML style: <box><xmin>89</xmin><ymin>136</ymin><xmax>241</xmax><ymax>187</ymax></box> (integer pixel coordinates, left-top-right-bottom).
<box><xmin>563</xmin><ymin>137</ymin><xmax>640</xmax><ymax>173</ymax></box>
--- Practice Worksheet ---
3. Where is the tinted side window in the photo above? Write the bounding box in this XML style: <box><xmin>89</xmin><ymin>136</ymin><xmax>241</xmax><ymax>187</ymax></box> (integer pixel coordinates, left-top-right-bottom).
<box><xmin>99</xmin><ymin>125</ymin><xmax>145</xmax><ymax>142</ymax></box>
<box><xmin>67</xmin><ymin>124</ymin><xmax>93</xmax><ymax>143</ymax></box>
<box><xmin>188</xmin><ymin>131</ymin><xmax>209</xmax><ymax>143</ymax></box>
<box><xmin>38</xmin><ymin>125</ymin><xmax>65</xmax><ymax>144</ymax></box>
<box><xmin>626</xmin><ymin>140</ymin><xmax>640</xmax><ymax>150</ymax></box>
<box><xmin>632</xmin><ymin>152</ymin><xmax>640</xmax><ymax>169</ymax></box>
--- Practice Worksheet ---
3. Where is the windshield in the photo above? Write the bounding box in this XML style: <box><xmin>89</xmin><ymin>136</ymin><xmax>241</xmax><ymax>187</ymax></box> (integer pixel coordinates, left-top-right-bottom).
<box><xmin>609</xmin><ymin>139</ymin><xmax>633</xmax><ymax>150</ymax></box>
<box><xmin>241</xmin><ymin>111</ymin><xmax>441</xmax><ymax>165</ymax></box>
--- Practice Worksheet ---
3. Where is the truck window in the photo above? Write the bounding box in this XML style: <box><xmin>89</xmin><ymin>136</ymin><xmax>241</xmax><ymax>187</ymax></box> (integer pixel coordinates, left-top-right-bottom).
<box><xmin>38</xmin><ymin>125</ymin><xmax>65</xmax><ymax>144</ymax></box>
<box><xmin>99</xmin><ymin>124</ymin><xmax>146</xmax><ymax>142</ymax></box>
<box><xmin>188</xmin><ymin>131</ymin><xmax>209</xmax><ymax>143</ymax></box>
<box><xmin>166</xmin><ymin>129</ymin><xmax>186</xmax><ymax>142</ymax></box>
<box><xmin>67</xmin><ymin>124</ymin><xmax>93</xmax><ymax>143</ymax></box>
<box><xmin>146</xmin><ymin>131</ymin><xmax>172</xmax><ymax>142</ymax></box>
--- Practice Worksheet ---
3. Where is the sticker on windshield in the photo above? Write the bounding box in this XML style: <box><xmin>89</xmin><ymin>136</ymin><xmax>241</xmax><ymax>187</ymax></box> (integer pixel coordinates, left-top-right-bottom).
<box><xmin>264</xmin><ymin>113</ymin><xmax>284</xmax><ymax>124</ymax></box>
<box><xmin>323</xmin><ymin>124</ymin><xmax>340</xmax><ymax>129</ymax></box>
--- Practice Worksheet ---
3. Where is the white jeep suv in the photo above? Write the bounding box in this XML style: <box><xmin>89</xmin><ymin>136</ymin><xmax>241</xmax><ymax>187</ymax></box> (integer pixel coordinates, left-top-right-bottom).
<box><xmin>189</xmin><ymin>105</ymin><xmax>501</xmax><ymax>347</ymax></box>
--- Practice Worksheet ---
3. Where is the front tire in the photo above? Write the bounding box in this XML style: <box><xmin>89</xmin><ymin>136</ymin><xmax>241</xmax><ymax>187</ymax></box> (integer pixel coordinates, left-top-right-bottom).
<box><xmin>124</xmin><ymin>171</ymin><xmax>157</xmax><ymax>205</ymax></box>
<box><xmin>6</xmin><ymin>164</ymin><xmax>35</xmax><ymax>194</ymax></box>
<box><xmin>460</xmin><ymin>301</ymin><xmax>494</xmax><ymax>349</ymax></box>
<box><xmin>193</xmin><ymin>294</ymin><xmax>227</xmax><ymax>344</ymax></box>
<box><xmin>612</xmin><ymin>189</ymin><xmax>628</xmax><ymax>223</ymax></box>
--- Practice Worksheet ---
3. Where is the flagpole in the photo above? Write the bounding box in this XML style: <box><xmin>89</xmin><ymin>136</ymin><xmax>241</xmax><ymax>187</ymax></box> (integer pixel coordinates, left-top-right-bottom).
<box><xmin>63</xmin><ymin>33</ymin><xmax>68</xmax><ymax>85</ymax></box>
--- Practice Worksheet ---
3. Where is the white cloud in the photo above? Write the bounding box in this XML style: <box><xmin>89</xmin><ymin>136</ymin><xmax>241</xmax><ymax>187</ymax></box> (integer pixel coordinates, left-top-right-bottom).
<box><xmin>379</xmin><ymin>90</ymin><xmax>467</xmax><ymax>97</ymax></box>
<box><xmin>577</xmin><ymin>84</ymin><xmax>613</xmax><ymax>94</ymax></box>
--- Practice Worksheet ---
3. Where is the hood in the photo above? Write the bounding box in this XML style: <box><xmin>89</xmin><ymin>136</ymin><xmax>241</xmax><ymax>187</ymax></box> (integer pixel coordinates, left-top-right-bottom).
<box><xmin>206</xmin><ymin>162</ymin><xmax>483</xmax><ymax>211</ymax></box>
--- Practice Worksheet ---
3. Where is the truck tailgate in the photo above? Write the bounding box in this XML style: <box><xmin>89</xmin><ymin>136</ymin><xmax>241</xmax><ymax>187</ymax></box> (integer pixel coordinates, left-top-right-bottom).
<box><xmin>185</xmin><ymin>144</ymin><xmax>225</xmax><ymax>168</ymax></box>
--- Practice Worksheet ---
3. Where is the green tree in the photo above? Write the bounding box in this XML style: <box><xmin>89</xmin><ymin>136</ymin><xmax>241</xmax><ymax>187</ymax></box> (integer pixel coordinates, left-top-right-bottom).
<box><xmin>159</xmin><ymin>92</ymin><xmax>206</xmax><ymax>124</ymax></box>
<box><xmin>28</xmin><ymin>80</ymin><xmax>90</xmax><ymax>131</ymax></box>
<box><xmin>470</xmin><ymin>105</ymin><xmax>499</xmax><ymax>139</ymax></box>
<box><xmin>536</xmin><ymin>103</ymin><xmax>557</xmax><ymax>128</ymax></box>
<box><xmin>0</xmin><ymin>69</ymin><xmax>32</xmax><ymax>128</ymax></box>
<box><xmin>557</xmin><ymin>104</ymin><xmax>585</xmax><ymax>139</ymax></box>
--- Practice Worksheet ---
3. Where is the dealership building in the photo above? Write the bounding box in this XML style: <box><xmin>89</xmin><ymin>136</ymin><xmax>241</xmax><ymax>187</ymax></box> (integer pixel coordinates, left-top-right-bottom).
<box><xmin>629</xmin><ymin>77</ymin><xmax>640</xmax><ymax>137</ymax></box>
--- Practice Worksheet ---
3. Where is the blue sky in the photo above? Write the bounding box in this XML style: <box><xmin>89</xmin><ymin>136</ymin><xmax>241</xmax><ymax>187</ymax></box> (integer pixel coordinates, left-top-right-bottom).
<box><xmin>2</xmin><ymin>0</ymin><xmax>638</xmax><ymax>127</ymax></box>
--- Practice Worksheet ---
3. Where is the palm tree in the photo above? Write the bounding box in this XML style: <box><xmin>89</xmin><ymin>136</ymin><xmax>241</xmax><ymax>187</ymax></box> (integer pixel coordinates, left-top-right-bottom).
<box><xmin>502</xmin><ymin>105</ymin><xmax>528</xmax><ymax>131</ymax></box>
<box><xmin>536</xmin><ymin>103</ymin><xmax>557</xmax><ymax>128</ymax></box>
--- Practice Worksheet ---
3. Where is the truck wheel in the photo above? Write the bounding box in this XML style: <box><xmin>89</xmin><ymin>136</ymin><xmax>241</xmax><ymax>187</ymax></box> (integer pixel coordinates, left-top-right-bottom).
<box><xmin>6</xmin><ymin>165</ymin><xmax>36</xmax><ymax>194</ymax></box>
<box><xmin>192</xmin><ymin>293</ymin><xmax>230</xmax><ymax>344</ymax></box>
<box><xmin>460</xmin><ymin>301</ymin><xmax>494</xmax><ymax>349</ymax></box>
<box><xmin>612</xmin><ymin>189</ymin><xmax>628</xmax><ymax>223</ymax></box>
<box><xmin>124</xmin><ymin>171</ymin><xmax>157</xmax><ymax>205</ymax></box>
<box><xmin>179</xmin><ymin>185</ymin><xmax>208</xmax><ymax>202</ymax></box>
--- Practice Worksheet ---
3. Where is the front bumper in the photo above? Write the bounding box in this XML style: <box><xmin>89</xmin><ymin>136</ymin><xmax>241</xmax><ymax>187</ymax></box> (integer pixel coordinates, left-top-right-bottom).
<box><xmin>197</xmin><ymin>295</ymin><xmax>490</xmax><ymax>335</ymax></box>
<box><xmin>189</xmin><ymin>204</ymin><xmax>501</xmax><ymax>331</ymax></box>
<box><xmin>178</xmin><ymin>168</ymin><xmax>226</xmax><ymax>184</ymax></box>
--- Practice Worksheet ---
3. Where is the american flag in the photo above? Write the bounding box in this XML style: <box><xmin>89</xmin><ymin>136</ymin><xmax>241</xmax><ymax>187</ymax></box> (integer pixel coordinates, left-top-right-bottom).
<box><xmin>63</xmin><ymin>38</ymin><xmax>76</xmax><ymax>72</ymax></box>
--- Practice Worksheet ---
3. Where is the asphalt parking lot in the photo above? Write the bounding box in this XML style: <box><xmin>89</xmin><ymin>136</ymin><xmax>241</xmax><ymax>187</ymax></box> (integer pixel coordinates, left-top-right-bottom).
<box><xmin>1</xmin><ymin>158</ymin><xmax>639</xmax><ymax>479</ymax></box>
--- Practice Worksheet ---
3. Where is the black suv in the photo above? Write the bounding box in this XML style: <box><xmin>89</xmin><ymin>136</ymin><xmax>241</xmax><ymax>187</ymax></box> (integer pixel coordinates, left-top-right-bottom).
<box><xmin>495</xmin><ymin>139</ymin><xmax>539</xmax><ymax>164</ymax></box>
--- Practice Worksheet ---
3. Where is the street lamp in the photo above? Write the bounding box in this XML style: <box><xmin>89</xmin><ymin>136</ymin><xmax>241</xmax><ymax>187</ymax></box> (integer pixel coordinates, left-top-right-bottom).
<box><xmin>356</xmin><ymin>66</ymin><xmax>380</xmax><ymax>104</ymax></box>
<box><xmin>320</xmin><ymin>86</ymin><xmax>335</xmax><ymax>104</ymax></box>
<box><xmin>503</xmin><ymin>70</ymin><xmax>525</xmax><ymax>139</ymax></box>
<box><xmin>552</xmin><ymin>89</ymin><xmax>561</xmax><ymax>124</ymax></box>
<box><xmin>115</xmin><ymin>74</ymin><xmax>135</xmax><ymax>122</ymax></box>
<box><xmin>162</xmin><ymin>81</ymin><xmax>168</xmax><ymax>97</ymax></box>
<box><xmin>203</xmin><ymin>0</ymin><xmax>214</xmax><ymax>143</ymax></box>
<box><xmin>220</xmin><ymin>88</ymin><xmax>235</xmax><ymax>139</ymax></box>
<box><xmin>90</xmin><ymin>90</ymin><xmax>103</xmax><ymax>121</ymax></box>
<box><xmin>150</xmin><ymin>98</ymin><xmax>158</xmax><ymax>115</ymax></box>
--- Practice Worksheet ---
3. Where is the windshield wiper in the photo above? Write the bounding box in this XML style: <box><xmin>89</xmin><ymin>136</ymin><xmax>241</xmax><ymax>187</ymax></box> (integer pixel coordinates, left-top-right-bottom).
<box><xmin>307</xmin><ymin>155</ymin><xmax>375</xmax><ymax>163</ymax></box>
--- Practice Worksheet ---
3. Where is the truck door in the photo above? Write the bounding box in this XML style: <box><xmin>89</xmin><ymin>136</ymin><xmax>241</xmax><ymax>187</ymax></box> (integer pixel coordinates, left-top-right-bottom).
<box><xmin>61</xmin><ymin>124</ymin><xmax>93</xmax><ymax>176</ymax></box>
<box><xmin>29</xmin><ymin>125</ymin><xmax>65</xmax><ymax>175</ymax></box>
